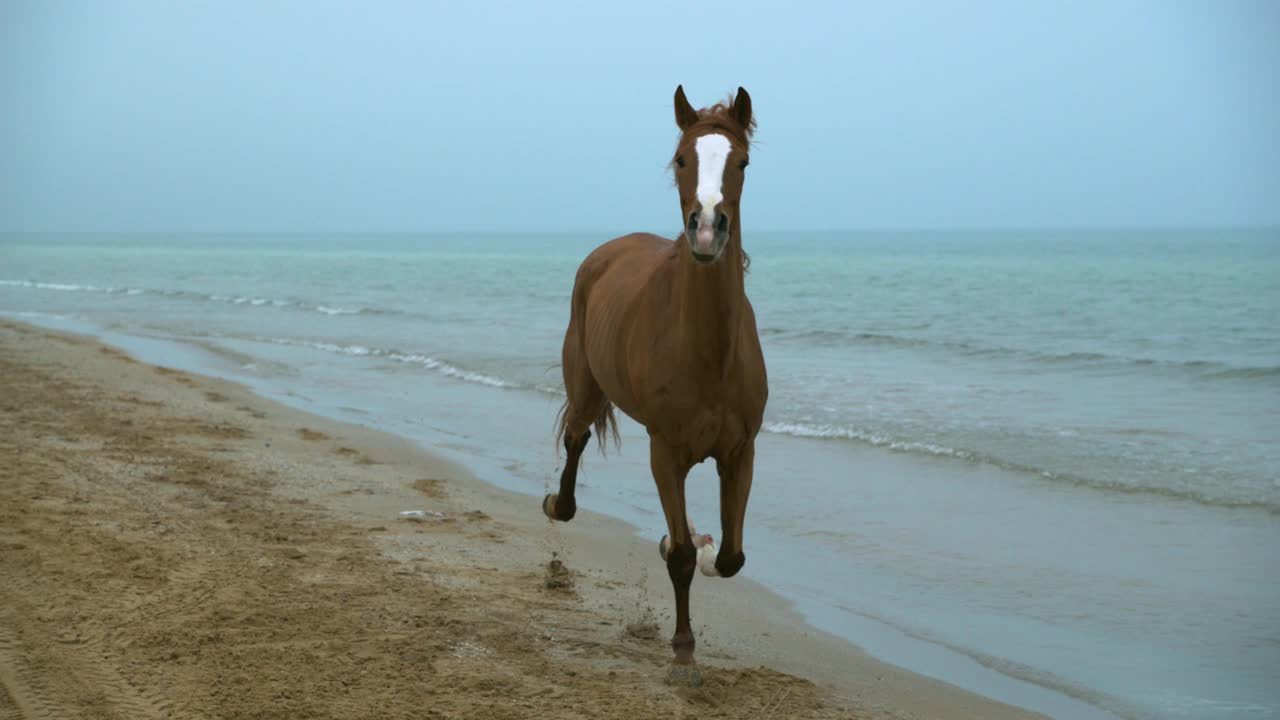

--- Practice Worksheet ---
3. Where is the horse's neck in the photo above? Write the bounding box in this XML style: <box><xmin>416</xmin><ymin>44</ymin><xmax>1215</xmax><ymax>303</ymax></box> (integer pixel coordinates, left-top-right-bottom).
<box><xmin>673</xmin><ymin>229</ymin><xmax>746</xmax><ymax>365</ymax></box>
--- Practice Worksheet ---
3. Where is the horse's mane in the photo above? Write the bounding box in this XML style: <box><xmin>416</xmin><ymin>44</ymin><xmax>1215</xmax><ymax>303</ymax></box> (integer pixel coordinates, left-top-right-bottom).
<box><xmin>685</xmin><ymin>95</ymin><xmax>756</xmax><ymax>147</ymax></box>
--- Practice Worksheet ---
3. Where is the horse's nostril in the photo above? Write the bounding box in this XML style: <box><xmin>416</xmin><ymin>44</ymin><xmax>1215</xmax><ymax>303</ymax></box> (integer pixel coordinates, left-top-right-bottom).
<box><xmin>716</xmin><ymin>213</ymin><xmax>728</xmax><ymax>232</ymax></box>
<box><xmin>688</xmin><ymin>213</ymin><xmax>698</xmax><ymax>231</ymax></box>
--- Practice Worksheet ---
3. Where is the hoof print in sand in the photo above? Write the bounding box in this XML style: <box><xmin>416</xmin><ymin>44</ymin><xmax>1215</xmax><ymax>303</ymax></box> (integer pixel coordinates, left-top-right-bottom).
<box><xmin>665</xmin><ymin>663</ymin><xmax>704</xmax><ymax>688</ymax></box>
<box><xmin>412</xmin><ymin>478</ymin><xmax>446</xmax><ymax>499</ymax></box>
<box><xmin>296</xmin><ymin>428</ymin><xmax>329</xmax><ymax>441</ymax></box>
<box><xmin>624</xmin><ymin>620</ymin><xmax>660</xmax><ymax>641</ymax></box>
<box><xmin>544</xmin><ymin>553</ymin><xmax>574</xmax><ymax>591</ymax></box>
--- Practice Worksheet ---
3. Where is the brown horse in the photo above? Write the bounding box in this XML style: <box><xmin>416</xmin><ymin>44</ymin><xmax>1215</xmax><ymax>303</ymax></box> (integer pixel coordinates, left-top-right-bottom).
<box><xmin>542</xmin><ymin>85</ymin><xmax>767</xmax><ymax>683</ymax></box>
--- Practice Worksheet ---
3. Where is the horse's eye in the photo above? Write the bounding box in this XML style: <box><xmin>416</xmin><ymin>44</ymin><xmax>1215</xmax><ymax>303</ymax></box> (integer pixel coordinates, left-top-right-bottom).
<box><xmin>739</xmin><ymin>159</ymin><xmax>749</xmax><ymax>170</ymax></box>
<box><xmin>676</xmin><ymin>156</ymin><xmax>686</xmax><ymax>168</ymax></box>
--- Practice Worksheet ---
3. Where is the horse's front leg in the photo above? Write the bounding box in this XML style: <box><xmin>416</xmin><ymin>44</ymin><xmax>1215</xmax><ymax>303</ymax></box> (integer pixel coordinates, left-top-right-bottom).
<box><xmin>714</xmin><ymin>441</ymin><xmax>754</xmax><ymax>578</ymax></box>
<box><xmin>649</xmin><ymin>436</ymin><xmax>700</xmax><ymax>684</ymax></box>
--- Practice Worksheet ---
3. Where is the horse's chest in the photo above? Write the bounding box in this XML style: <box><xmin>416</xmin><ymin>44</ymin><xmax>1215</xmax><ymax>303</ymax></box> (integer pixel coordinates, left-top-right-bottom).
<box><xmin>645</xmin><ymin>383</ymin><xmax>751</xmax><ymax>459</ymax></box>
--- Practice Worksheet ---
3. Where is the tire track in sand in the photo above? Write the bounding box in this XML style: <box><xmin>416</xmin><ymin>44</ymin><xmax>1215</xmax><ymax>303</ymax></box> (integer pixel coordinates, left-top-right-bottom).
<box><xmin>60</xmin><ymin>556</ymin><xmax>228</xmax><ymax>720</ymax></box>
<box><xmin>0</xmin><ymin>625</ymin><xmax>58</xmax><ymax>720</ymax></box>
<box><xmin>0</xmin><ymin>685</ymin><xmax>23</xmax><ymax>720</ymax></box>
<box><xmin>65</xmin><ymin>625</ymin><xmax>178</xmax><ymax>720</ymax></box>
<box><xmin>0</xmin><ymin>613</ymin><xmax>177</xmax><ymax>720</ymax></box>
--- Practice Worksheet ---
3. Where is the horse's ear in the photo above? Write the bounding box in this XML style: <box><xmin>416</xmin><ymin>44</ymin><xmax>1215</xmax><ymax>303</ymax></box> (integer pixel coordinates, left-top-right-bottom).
<box><xmin>731</xmin><ymin>86</ymin><xmax>754</xmax><ymax>136</ymax></box>
<box><xmin>674</xmin><ymin>85</ymin><xmax>699</xmax><ymax>131</ymax></box>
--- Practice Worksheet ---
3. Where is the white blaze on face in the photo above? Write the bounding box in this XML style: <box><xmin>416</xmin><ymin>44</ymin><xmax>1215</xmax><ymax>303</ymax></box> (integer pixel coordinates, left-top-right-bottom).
<box><xmin>693</xmin><ymin>133</ymin><xmax>731</xmax><ymax>253</ymax></box>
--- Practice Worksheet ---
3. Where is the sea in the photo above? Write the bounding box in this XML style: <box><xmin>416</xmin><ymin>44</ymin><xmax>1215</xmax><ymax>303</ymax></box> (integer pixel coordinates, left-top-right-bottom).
<box><xmin>2</xmin><ymin>229</ymin><xmax>1277</xmax><ymax>720</ymax></box>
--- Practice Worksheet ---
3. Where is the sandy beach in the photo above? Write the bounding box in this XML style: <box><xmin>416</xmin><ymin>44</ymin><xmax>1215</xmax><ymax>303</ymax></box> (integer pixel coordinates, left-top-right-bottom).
<box><xmin>0</xmin><ymin>318</ymin><xmax>1046</xmax><ymax>719</ymax></box>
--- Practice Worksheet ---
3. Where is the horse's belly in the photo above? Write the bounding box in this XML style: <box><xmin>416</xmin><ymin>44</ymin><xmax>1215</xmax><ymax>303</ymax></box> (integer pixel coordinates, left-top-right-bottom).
<box><xmin>632</xmin><ymin>390</ymin><xmax>754</xmax><ymax>459</ymax></box>
<box><xmin>588</xmin><ymin>354</ymin><xmax>648</xmax><ymax>426</ymax></box>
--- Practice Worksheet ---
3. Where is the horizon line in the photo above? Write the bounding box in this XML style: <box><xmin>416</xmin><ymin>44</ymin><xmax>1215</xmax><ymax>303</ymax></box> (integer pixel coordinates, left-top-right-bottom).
<box><xmin>3</xmin><ymin>223</ymin><xmax>1279</xmax><ymax>236</ymax></box>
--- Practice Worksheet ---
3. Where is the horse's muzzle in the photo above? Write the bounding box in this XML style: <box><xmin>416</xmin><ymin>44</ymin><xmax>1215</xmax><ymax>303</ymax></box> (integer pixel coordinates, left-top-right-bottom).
<box><xmin>686</xmin><ymin>211</ymin><xmax>729</xmax><ymax>262</ymax></box>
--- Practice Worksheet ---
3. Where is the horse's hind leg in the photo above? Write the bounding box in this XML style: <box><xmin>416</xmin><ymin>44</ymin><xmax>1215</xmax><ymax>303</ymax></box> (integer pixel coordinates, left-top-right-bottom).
<box><xmin>543</xmin><ymin>323</ymin><xmax>606</xmax><ymax>523</ymax></box>
<box><xmin>543</xmin><ymin>415</ymin><xmax>593</xmax><ymax>521</ymax></box>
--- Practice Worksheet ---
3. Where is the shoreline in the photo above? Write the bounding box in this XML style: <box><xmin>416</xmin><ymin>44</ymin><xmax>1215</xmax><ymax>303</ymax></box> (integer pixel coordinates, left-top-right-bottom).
<box><xmin>0</xmin><ymin>317</ymin><xmax>1048</xmax><ymax>719</ymax></box>
<box><xmin>0</xmin><ymin>312</ymin><xmax>1147</xmax><ymax>720</ymax></box>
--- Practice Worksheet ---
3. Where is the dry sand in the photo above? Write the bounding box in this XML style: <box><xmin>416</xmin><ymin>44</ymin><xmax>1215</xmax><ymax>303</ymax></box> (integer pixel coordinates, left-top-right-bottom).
<box><xmin>0</xmin><ymin>319</ymin><xmax>1043</xmax><ymax>719</ymax></box>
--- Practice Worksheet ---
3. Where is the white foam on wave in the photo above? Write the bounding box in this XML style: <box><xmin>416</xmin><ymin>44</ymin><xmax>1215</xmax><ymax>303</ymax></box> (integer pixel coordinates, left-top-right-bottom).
<box><xmin>763</xmin><ymin>421</ymin><xmax>974</xmax><ymax>460</ymax></box>
<box><xmin>203</xmin><ymin>294</ymin><xmax>362</xmax><ymax>315</ymax></box>
<box><xmin>5</xmin><ymin>279</ymin><xmax>369</xmax><ymax>317</ymax></box>
<box><xmin>385</xmin><ymin>352</ymin><xmax>515</xmax><ymax>388</ymax></box>
<box><xmin>188</xmin><ymin>293</ymin><xmax>356</xmax><ymax>315</ymax></box>
<box><xmin>214</xmin><ymin>294</ymin><xmax>308</xmax><ymax>310</ymax></box>
<box><xmin>256</xmin><ymin>337</ymin><xmax>516</xmax><ymax>389</ymax></box>
<box><xmin>765</xmin><ymin>420</ymin><xmax>1280</xmax><ymax>510</ymax></box>
<box><xmin>279</xmin><ymin>339</ymin><xmax>374</xmax><ymax>356</ymax></box>
<box><xmin>0</xmin><ymin>310</ymin><xmax>70</xmax><ymax>320</ymax></box>
<box><xmin>1</xmin><ymin>279</ymin><xmax>112</xmax><ymax>292</ymax></box>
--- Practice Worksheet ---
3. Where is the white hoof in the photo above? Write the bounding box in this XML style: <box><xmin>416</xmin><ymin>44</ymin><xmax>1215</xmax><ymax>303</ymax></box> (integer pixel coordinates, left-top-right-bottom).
<box><xmin>696</xmin><ymin>540</ymin><xmax>721</xmax><ymax>577</ymax></box>
<box><xmin>660</xmin><ymin>517</ymin><xmax>720</xmax><ymax>576</ymax></box>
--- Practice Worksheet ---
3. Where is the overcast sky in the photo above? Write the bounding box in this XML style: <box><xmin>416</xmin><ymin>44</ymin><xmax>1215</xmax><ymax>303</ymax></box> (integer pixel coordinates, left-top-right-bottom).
<box><xmin>2</xmin><ymin>1</ymin><xmax>1277</xmax><ymax>233</ymax></box>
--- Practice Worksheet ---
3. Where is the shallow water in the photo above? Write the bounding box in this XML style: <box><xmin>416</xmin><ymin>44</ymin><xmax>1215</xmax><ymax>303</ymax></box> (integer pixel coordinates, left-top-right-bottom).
<box><xmin>3</xmin><ymin>229</ymin><xmax>1277</xmax><ymax>719</ymax></box>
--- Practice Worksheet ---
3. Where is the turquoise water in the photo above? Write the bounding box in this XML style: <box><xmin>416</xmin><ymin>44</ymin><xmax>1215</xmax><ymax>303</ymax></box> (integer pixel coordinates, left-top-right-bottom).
<box><xmin>3</xmin><ymin>230</ymin><xmax>1278</xmax><ymax>719</ymax></box>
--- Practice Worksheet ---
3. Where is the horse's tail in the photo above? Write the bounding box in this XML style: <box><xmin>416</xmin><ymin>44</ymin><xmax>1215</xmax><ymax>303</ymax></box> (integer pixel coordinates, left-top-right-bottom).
<box><xmin>555</xmin><ymin>398</ymin><xmax>621</xmax><ymax>456</ymax></box>
<box><xmin>594</xmin><ymin>402</ymin><xmax>621</xmax><ymax>455</ymax></box>
<box><xmin>554</xmin><ymin>400</ymin><xmax>569</xmax><ymax>453</ymax></box>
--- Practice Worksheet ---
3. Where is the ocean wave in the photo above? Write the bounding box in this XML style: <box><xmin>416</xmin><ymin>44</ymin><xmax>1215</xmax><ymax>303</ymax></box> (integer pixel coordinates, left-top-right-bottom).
<box><xmin>1206</xmin><ymin>365</ymin><xmax>1280</xmax><ymax>380</ymax></box>
<box><xmin>764</xmin><ymin>421</ymin><xmax>975</xmax><ymax>459</ymax></box>
<box><xmin>763</xmin><ymin>421</ymin><xmax>1280</xmax><ymax>513</ymax></box>
<box><xmin>1</xmin><ymin>280</ymin><xmax>114</xmax><ymax>292</ymax></box>
<box><xmin>249</xmin><ymin>337</ymin><xmax>573</xmax><ymax>397</ymax></box>
<box><xmin>0</xmin><ymin>310</ymin><xmax>70</xmax><ymax>320</ymax></box>
<box><xmin>827</xmin><ymin>602</ymin><xmax>1143</xmax><ymax>720</ymax></box>
<box><xmin>250</xmin><ymin>337</ymin><xmax>520</xmax><ymax>390</ymax></box>
<box><xmin>385</xmin><ymin>352</ymin><xmax>514</xmax><ymax>388</ymax></box>
<box><xmin>759</xmin><ymin>326</ymin><xmax>1279</xmax><ymax>381</ymax></box>
<box><xmin>1</xmin><ymin>278</ymin><xmax>387</xmax><ymax>318</ymax></box>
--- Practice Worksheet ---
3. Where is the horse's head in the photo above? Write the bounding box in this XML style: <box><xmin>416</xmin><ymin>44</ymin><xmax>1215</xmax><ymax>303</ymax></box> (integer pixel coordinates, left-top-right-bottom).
<box><xmin>671</xmin><ymin>86</ymin><xmax>755</xmax><ymax>263</ymax></box>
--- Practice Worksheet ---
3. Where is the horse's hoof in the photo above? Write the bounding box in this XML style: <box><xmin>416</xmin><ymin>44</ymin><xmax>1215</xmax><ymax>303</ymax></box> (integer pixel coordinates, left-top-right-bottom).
<box><xmin>714</xmin><ymin>550</ymin><xmax>746</xmax><ymax>578</ymax></box>
<box><xmin>697</xmin><ymin>542</ymin><xmax>720</xmax><ymax>576</ymax></box>
<box><xmin>542</xmin><ymin>493</ymin><xmax>574</xmax><ymax>522</ymax></box>
<box><xmin>665</xmin><ymin>662</ymin><xmax>703</xmax><ymax>687</ymax></box>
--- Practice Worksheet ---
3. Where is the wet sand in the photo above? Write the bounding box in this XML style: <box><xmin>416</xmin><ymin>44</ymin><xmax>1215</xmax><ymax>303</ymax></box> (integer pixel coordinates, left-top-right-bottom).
<box><xmin>0</xmin><ymin>319</ymin><xmax>1043</xmax><ymax>719</ymax></box>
